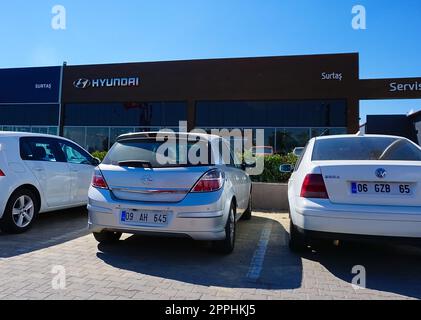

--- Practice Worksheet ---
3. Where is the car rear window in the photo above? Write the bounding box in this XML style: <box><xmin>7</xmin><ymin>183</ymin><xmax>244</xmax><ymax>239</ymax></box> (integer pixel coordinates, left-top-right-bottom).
<box><xmin>312</xmin><ymin>137</ymin><xmax>421</xmax><ymax>161</ymax></box>
<box><xmin>102</xmin><ymin>138</ymin><xmax>213</xmax><ymax>167</ymax></box>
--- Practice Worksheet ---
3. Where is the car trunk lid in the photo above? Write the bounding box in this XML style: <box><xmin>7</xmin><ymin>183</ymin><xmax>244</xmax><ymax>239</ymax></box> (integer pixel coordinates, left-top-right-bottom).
<box><xmin>315</xmin><ymin>161</ymin><xmax>421</xmax><ymax>206</ymax></box>
<box><xmin>99</xmin><ymin>164</ymin><xmax>213</xmax><ymax>203</ymax></box>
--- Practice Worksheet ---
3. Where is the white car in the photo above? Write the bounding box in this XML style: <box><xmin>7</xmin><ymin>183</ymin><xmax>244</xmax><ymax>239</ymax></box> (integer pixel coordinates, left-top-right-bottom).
<box><xmin>87</xmin><ymin>132</ymin><xmax>252</xmax><ymax>254</ymax></box>
<box><xmin>282</xmin><ymin>134</ymin><xmax>421</xmax><ymax>251</ymax></box>
<box><xmin>0</xmin><ymin>132</ymin><xmax>99</xmax><ymax>233</ymax></box>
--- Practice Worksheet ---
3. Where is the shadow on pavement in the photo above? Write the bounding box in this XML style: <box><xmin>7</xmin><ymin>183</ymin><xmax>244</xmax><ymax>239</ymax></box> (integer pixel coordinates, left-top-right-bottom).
<box><xmin>303</xmin><ymin>240</ymin><xmax>421</xmax><ymax>299</ymax></box>
<box><xmin>0</xmin><ymin>206</ymin><xmax>89</xmax><ymax>258</ymax></box>
<box><xmin>97</xmin><ymin>215</ymin><xmax>303</xmax><ymax>290</ymax></box>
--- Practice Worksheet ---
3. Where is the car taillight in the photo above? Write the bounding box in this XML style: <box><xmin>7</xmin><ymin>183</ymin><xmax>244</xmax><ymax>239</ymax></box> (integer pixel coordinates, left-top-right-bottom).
<box><xmin>300</xmin><ymin>174</ymin><xmax>329</xmax><ymax>199</ymax></box>
<box><xmin>92</xmin><ymin>170</ymin><xmax>108</xmax><ymax>189</ymax></box>
<box><xmin>0</xmin><ymin>169</ymin><xmax>4</xmax><ymax>177</ymax></box>
<box><xmin>192</xmin><ymin>169</ymin><xmax>225</xmax><ymax>193</ymax></box>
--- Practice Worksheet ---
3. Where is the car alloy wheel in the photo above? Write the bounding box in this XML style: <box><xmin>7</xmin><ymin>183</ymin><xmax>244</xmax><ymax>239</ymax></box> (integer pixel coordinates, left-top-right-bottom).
<box><xmin>12</xmin><ymin>195</ymin><xmax>35</xmax><ymax>228</ymax></box>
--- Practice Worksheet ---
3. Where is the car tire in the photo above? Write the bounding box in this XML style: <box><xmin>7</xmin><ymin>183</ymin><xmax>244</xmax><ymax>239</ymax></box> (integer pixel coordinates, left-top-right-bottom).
<box><xmin>213</xmin><ymin>202</ymin><xmax>236</xmax><ymax>254</ymax></box>
<box><xmin>0</xmin><ymin>189</ymin><xmax>39</xmax><ymax>234</ymax></box>
<box><xmin>241</xmin><ymin>192</ymin><xmax>252</xmax><ymax>220</ymax></box>
<box><xmin>289</xmin><ymin>220</ymin><xmax>307</xmax><ymax>252</ymax></box>
<box><xmin>93</xmin><ymin>231</ymin><xmax>122</xmax><ymax>244</ymax></box>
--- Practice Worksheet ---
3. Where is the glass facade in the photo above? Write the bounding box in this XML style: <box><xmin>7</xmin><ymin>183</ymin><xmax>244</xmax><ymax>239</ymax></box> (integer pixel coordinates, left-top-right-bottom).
<box><xmin>62</xmin><ymin>102</ymin><xmax>187</xmax><ymax>152</ymax></box>
<box><xmin>196</xmin><ymin>100</ymin><xmax>347</xmax><ymax>127</ymax></box>
<box><xmin>196</xmin><ymin>100</ymin><xmax>348</xmax><ymax>154</ymax></box>
<box><xmin>63</xmin><ymin>126</ymin><xmax>181</xmax><ymax>152</ymax></box>
<box><xmin>276</xmin><ymin>128</ymin><xmax>310</xmax><ymax>154</ymax></box>
<box><xmin>0</xmin><ymin>125</ymin><xmax>58</xmax><ymax>135</ymax></box>
<box><xmin>198</xmin><ymin>127</ymin><xmax>347</xmax><ymax>154</ymax></box>
<box><xmin>0</xmin><ymin>104</ymin><xmax>59</xmax><ymax>125</ymax></box>
<box><xmin>0</xmin><ymin>100</ymin><xmax>348</xmax><ymax>154</ymax></box>
<box><xmin>0</xmin><ymin>103</ymin><xmax>59</xmax><ymax>136</ymax></box>
<box><xmin>64</xmin><ymin>102</ymin><xmax>187</xmax><ymax>126</ymax></box>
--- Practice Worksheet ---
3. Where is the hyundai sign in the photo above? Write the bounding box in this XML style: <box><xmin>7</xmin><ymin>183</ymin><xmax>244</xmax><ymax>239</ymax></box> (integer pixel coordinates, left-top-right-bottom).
<box><xmin>0</xmin><ymin>66</ymin><xmax>61</xmax><ymax>103</ymax></box>
<box><xmin>73</xmin><ymin>77</ymin><xmax>140</xmax><ymax>89</ymax></box>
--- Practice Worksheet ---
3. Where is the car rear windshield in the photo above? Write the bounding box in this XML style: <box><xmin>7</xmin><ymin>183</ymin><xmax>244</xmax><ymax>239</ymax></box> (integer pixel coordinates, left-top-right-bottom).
<box><xmin>312</xmin><ymin>137</ymin><xmax>421</xmax><ymax>161</ymax></box>
<box><xmin>102</xmin><ymin>138</ymin><xmax>213</xmax><ymax>167</ymax></box>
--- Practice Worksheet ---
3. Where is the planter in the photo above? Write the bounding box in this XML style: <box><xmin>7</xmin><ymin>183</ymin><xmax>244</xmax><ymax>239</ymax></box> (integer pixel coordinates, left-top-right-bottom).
<box><xmin>252</xmin><ymin>182</ymin><xmax>289</xmax><ymax>211</ymax></box>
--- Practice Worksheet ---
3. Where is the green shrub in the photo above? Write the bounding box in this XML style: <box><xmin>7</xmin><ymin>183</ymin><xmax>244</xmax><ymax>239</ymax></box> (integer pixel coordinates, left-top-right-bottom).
<box><xmin>91</xmin><ymin>151</ymin><xmax>107</xmax><ymax>162</ymax></box>
<box><xmin>249</xmin><ymin>153</ymin><xmax>298</xmax><ymax>183</ymax></box>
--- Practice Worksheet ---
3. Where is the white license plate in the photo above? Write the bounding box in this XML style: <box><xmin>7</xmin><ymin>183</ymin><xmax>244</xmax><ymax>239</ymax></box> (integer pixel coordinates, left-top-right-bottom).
<box><xmin>351</xmin><ymin>182</ymin><xmax>413</xmax><ymax>196</ymax></box>
<box><xmin>120</xmin><ymin>209</ymin><xmax>169</xmax><ymax>226</ymax></box>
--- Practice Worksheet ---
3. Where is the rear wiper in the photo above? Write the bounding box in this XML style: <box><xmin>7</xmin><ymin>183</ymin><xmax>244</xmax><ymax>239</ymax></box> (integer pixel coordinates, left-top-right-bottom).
<box><xmin>117</xmin><ymin>160</ymin><xmax>153</xmax><ymax>168</ymax></box>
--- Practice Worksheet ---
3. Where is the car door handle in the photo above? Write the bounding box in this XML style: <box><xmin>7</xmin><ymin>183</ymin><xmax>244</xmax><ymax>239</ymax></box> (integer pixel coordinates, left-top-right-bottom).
<box><xmin>33</xmin><ymin>168</ymin><xmax>44</xmax><ymax>172</ymax></box>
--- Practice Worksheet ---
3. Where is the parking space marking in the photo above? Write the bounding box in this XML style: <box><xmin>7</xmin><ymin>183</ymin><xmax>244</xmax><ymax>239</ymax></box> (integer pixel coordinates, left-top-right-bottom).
<box><xmin>246</xmin><ymin>221</ymin><xmax>272</xmax><ymax>281</ymax></box>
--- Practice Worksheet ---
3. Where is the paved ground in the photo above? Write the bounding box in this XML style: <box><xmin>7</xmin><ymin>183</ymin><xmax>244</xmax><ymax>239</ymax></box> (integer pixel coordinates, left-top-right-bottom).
<box><xmin>1</xmin><ymin>208</ymin><xmax>421</xmax><ymax>300</ymax></box>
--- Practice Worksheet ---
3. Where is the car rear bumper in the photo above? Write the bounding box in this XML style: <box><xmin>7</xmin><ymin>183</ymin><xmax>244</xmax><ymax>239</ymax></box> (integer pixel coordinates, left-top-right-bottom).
<box><xmin>292</xmin><ymin>198</ymin><xmax>421</xmax><ymax>238</ymax></box>
<box><xmin>87</xmin><ymin>187</ymin><xmax>229</xmax><ymax>241</ymax></box>
<box><xmin>295</xmin><ymin>226</ymin><xmax>421</xmax><ymax>245</ymax></box>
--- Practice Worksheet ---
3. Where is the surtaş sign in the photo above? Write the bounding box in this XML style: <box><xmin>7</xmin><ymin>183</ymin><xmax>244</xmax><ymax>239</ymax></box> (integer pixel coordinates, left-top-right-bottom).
<box><xmin>73</xmin><ymin>77</ymin><xmax>140</xmax><ymax>89</ymax></box>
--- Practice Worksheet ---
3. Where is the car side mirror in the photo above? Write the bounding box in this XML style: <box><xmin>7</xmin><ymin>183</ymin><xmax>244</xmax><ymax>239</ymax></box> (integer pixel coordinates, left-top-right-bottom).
<box><xmin>279</xmin><ymin>164</ymin><xmax>294</xmax><ymax>173</ymax></box>
<box><xmin>91</xmin><ymin>157</ymin><xmax>101</xmax><ymax>166</ymax></box>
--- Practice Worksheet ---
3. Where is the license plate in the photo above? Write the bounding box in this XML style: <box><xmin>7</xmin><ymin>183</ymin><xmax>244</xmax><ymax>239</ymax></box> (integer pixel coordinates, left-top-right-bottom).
<box><xmin>351</xmin><ymin>182</ymin><xmax>413</xmax><ymax>196</ymax></box>
<box><xmin>120</xmin><ymin>209</ymin><xmax>169</xmax><ymax>226</ymax></box>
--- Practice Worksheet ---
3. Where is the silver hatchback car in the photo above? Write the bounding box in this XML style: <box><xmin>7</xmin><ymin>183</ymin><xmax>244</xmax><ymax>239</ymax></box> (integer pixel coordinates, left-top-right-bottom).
<box><xmin>88</xmin><ymin>132</ymin><xmax>252</xmax><ymax>253</ymax></box>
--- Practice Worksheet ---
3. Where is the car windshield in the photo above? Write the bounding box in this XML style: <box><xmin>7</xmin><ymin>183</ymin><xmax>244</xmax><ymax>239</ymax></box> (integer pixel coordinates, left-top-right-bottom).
<box><xmin>102</xmin><ymin>138</ymin><xmax>213</xmax><ymax>167</ymax></box>
<box><xmin>312</xmin><ymin>137</ymin><xmax>421</xmax><ymax>161</ymax></box>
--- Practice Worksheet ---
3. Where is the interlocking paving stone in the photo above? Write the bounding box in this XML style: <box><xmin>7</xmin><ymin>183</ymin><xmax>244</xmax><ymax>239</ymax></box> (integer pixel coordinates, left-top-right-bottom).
<box><xmin>0</xmin><ymin>207</ymin><xmax>419</xmax><ymax>300</ymax></box>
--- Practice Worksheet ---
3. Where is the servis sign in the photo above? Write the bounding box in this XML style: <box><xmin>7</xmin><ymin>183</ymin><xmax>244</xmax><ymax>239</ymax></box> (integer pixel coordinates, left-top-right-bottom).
<box><xmin>389</xmin><ymin>81</ymin><xmax>421</xmax><ymax>92</ymax></box>
<box><xmin>73</xmin><ymin>76</ymin><xmax>140</xmax><ymax>89</ymax></box>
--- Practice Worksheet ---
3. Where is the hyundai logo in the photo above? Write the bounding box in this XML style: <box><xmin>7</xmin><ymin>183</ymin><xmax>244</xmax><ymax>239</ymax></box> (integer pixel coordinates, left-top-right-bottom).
<box><xmin>375</xmin><ymin>168</ymin><xmax>387</xmax><ymax>179</ymax></box>
<box><xmin>73</xmin><ymin>78</ymin><xmax>91</xmax><ymax>89</ymax></box>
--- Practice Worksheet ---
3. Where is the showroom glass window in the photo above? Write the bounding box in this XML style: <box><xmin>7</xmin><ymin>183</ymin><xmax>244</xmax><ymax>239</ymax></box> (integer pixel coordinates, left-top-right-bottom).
<box><xmin>0</xmin><ymin>104</ymin><xmax>59</xmax><ymax>126</ymax></box>
<box><xmin>0</xmin><ymin>104</ymin><xmax>59</xmax><ymax>135</ymax></box>
<box><xmin>195</xmin><ymin>100</ymin><xmax>347</xmax><ymax>128</ymax></box>
<box><xmin>63</xmin><ymin>102</ymin><xmax>187</xmax><ymax>152</ymax></box>
<box><xmin>64</xmin><ymin>102</ymin><xmax>187</xmax><ymax>127</ymax></box>
<box><xmin>195</xmin><ymin>100</ymin><xmax>347</xmax><ymax>154</ymax></box>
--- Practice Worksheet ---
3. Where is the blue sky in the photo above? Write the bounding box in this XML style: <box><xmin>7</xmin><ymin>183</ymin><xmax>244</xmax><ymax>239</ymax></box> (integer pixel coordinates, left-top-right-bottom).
<box><xmin>1</xmin><ymin>0</ymin><xmax>421</xmax><ymax>123</ymax></box>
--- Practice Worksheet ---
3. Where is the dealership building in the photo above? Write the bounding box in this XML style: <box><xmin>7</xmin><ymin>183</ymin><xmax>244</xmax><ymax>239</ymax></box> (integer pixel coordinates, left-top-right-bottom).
<box><xmin>363</xmin><ymin>110</ymin><xmax>421</xmax><ymax>145</ymax></box>
<box><xmin>1</xmin><ymin>53</ymin><xmax>421</xmax><ymax>153</ymax></box>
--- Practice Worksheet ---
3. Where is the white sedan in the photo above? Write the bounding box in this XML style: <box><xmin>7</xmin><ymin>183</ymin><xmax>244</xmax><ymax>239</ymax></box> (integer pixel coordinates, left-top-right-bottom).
<box><xmin>281</xmin><ymin>134</ymin><xmax>421</xmax><ymax>251</ymax></box>
<box><xmin>0</xmin><ymin>132</ymin><xmax>99</xmax><ymax>233</ymax></box>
